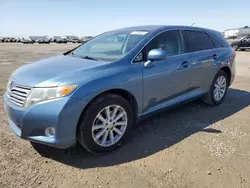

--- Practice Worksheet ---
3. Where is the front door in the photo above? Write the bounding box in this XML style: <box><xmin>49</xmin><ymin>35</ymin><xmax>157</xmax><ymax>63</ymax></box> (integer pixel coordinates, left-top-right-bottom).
<box><xmin>140</xmin><ymin>30</ymin><xmax>192</xmax><ymax>113</ymax></box>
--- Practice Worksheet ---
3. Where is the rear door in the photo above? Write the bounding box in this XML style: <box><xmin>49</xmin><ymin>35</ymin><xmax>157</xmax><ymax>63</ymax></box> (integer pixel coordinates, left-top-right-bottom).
<box><xmin>182</xmin><ymin>30</ymin><xmax>217</xmax><ymax>91</ymax></box>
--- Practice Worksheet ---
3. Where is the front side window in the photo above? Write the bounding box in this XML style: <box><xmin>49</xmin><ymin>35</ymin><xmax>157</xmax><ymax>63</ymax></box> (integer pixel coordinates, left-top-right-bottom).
<box><xmin>184</xmin><ymin>30</ymin><xmax>213</xmax><ymax>52</ymax></box>
<box><xmin>145</xmin><ymin>30</ymin><xmax>184</xmax><ymax>56</ymax></box>
<box><xmin>133</xmin><ymin>30</ymin><xmax>184</xmax><ymax>63</ymax></box>
<box><xmin>70</xmin><ymin>30</ymin><xmax>149</xmax><ymax>61</ymax></box>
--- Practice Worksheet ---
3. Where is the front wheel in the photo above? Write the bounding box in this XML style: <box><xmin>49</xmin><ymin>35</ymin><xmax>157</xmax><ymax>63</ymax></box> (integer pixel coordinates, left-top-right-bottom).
<box><xmin>203</xmin><ymin>70</ymin><xmax>229</xmax><ymax>106</ymax></box>
<box><xmin>77</xmin><ymin>93</ymin><xmax>133</xmax><ymax>155</ymax></box>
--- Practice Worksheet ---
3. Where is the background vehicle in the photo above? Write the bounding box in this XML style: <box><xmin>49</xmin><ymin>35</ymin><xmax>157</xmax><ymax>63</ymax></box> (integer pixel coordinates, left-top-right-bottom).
<box><xmin>4</xmin><ymin>38</ymin><xmax>11</xmax><ymax>42</ymax></box>
<box><xmin>71</xmin><ymin>39</ymin><xmax>79</xmax><ymax>43</ymax></box>
<box><xmin>22</xmin><ymin>39</ymin><xmax>34</xmax><ymax>44</ymax></box>
<box><xmin>50</xmin><ymin>38</ymin><xmax>56</xmax><ymax>43</ymax></box>
<box><xmin>77</xmin><ymin>39</ymin><xmax>86</xmax><ymax>43</ymax></box>
<box><xmin>224</xmin><ymin>27</ymin><xmax>250</xmax><ymax>39</ymax></box>
<box><xmin>38</xmin><ymin>39</ymin><xmax>50</xmax><ymax>44</ymax></box>
<box><xmin>16</xmin><ymin>38</ymin><xmax>22</xmax><ymax>43</ymax></box>
<box><xmin>231</xmin><ymin>36</ymin><xmax>250</xmax><ymax>51</ymax></box>
<box><xmin>56</xmin><ymin>39</ymin><xmax>67</xmax><ymax>43</ymax></box>
<box><xmin>4</xmin><ymin>26</ymin><xmax>235</xmax><ymax>154</ymax></box>
<box><xmin>83</xmin><ymin>36</ymin><xmax>93</xmax><ymax>42</ymax></box>
<box><xmin>9</xmin><ymin>38</ymin><xmax>16</xmax><ymax>42</ymax></box>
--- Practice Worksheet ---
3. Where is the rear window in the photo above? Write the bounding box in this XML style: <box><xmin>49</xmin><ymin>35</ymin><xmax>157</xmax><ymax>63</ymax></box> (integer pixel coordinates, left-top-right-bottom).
<box><xmin>184</xmin><ymin>30</ymin><xmax>213</xmax><ymax>52</ymax></box>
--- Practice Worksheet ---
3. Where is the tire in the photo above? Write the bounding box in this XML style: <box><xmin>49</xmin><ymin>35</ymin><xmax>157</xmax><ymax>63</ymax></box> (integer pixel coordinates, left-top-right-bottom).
<box><xmin>240</xmin><ymin>49</ymin><xmax>246</xmax><ymax>51</ymax></box>
<box><xmin>77</xmin><ymin>93</ymin><xmax>133</xmax><ymax>155</ymax></box>
<box><xmin>232</xmin><ymin>45</ymin><xmax>238</xmax><ymax>51</ymax></box>
<box><xmin>202</xmin><ymin>70</ymin><xmax>229</xmax><ymax>106</ymax></box>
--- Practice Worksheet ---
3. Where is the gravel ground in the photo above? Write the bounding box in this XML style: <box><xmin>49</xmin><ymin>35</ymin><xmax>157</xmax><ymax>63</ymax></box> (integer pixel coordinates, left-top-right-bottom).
<box><xmin>0</xmin><ymin>43</ymin><xmax>250</xmax><ymax>188</ymax></box>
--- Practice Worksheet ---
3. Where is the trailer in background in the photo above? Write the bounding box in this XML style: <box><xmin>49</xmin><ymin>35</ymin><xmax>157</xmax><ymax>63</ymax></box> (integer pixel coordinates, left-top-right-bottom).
<box><xmin>224</xmin><ymin>27</ymin><xmax>250</xmax><ymax>39</ymax></box>
<box><xmin>224</xmin><ymin>28</ymin><xmax>239</xmax><ymax>39</ymax></box>
<box><xmin>239</xmin><ymin>28</ymin><xmax>250</xmax><ymax>37</ymax></box>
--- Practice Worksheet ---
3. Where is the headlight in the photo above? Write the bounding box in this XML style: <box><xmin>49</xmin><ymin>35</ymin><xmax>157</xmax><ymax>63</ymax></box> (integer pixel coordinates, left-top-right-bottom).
<box><xmin>6</xmin><ymin>73</ymin><xmax>15</xmax><ymax>91</ymax></box>
<box><xmin>6</xmin><ymin>79</ymin><xmax>11</xmax><ymax>91</ymax></box>
<box><xmin>24</xmin><ymin>85</ymin><xmax>77</xmax><ymax>108</ymax></box>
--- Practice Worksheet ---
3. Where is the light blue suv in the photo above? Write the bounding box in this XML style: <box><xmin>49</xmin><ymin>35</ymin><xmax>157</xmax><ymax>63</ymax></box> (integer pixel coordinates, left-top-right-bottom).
<box><xmin>4</xmin><ymin>25</ymin><xmax>235</xmax><ymax>154</ymax></box>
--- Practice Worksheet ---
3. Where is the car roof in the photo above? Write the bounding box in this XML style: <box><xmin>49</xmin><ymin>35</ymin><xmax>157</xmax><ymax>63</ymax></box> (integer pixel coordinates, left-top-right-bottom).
<box><xmin>112</xmin><ymin>25</ymin><xmax>217</xmax><ymax>33</ymax></box>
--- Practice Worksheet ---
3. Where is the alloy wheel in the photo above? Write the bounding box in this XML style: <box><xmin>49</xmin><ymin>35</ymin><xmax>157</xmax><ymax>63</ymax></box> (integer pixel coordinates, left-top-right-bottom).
<box><xmin>213</xmin><ymin>76</ymin><xmax>227</xmax><ymax>101</ymax></box>
<box><xmin>92</xmin><ymin>105</ymin><xmax>128</xmax><ymax>147</ymax></box>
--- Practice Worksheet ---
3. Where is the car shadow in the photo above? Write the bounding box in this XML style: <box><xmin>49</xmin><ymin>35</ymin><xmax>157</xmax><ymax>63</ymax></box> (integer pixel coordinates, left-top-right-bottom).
<box><xmin>32</xmin><ymin>88</ymin><xmax>250</xmax><ymax>169</ymax></box>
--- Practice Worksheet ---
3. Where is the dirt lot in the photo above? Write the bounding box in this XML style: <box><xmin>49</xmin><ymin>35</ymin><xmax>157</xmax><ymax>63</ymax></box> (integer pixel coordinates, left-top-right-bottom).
<box><xmin>0</xmin><ymin>43</ymin><xmax>250</xmax><ymax>188</ymax></box>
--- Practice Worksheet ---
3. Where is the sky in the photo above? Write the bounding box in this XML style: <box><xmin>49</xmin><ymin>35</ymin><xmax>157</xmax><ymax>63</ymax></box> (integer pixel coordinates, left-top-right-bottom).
<box><xmin>0</xmin><ymin>0</ymin><xmax>249</xmax><ymax>37</ymax></box>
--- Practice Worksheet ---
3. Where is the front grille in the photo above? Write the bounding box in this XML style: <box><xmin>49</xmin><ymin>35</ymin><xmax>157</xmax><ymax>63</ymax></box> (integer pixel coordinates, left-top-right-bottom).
<box><xmin>7</xmin><ymin>85</ymin><xmax>32</xmax><ymax>107</ymax></box>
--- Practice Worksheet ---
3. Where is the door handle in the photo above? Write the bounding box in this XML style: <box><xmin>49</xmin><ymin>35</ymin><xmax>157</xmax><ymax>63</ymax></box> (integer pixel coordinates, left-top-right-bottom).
<box><xmin>213</xmin><ymin>54</ymin><xmax>217</xmax><ymax>60</ymax></box>
<box><xmin>181</xmin><ymin>61</ymin><xmax>190</xmax><ymax>68</ymax></box>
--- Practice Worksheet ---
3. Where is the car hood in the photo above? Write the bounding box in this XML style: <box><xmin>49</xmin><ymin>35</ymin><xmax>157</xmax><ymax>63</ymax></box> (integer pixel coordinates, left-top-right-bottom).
<box><xmin>12</xmin><ymin>55</ymin><xmax>111</xmax><ymax>87</ymax></box>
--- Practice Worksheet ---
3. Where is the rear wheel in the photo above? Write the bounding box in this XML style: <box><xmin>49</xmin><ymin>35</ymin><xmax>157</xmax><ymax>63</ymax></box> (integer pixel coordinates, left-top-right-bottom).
<box><xmin>77</xmin><ymin>93</ymin><xmax>133</xmax><ymax>154</ymax></box>
<box><xmin>203</xmin><ymin>70</ymin><xmax>229</xmax><ymax>106</ymax></box>
<box><xmin>240</xmin><ymin>49</ymin><xmax>246</xmax><ymax>51</ymax></box>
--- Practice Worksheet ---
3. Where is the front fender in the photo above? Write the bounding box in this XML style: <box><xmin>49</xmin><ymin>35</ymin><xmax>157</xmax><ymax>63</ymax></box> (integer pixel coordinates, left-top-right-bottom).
<box><xmin>71</xmin><ymin>62</ymin><xmax>143</xmax><ymax>115</ymax></box>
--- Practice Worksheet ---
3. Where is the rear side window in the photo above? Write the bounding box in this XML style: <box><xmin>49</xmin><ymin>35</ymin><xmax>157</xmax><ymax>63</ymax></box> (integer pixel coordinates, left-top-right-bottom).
<box><xmin>209</xmin><ymin>31</ymin><xmax>230</xmax><ymax>48</ymax></box>
<box><xmin>184</xmin><ymin>30</ymin><xmax>213</xmax><ymax>52</ymax></box>
<box><xmin>209</xmin><ymin>34</ymin><xmax>224</xmax><ymax>48</ymax></box>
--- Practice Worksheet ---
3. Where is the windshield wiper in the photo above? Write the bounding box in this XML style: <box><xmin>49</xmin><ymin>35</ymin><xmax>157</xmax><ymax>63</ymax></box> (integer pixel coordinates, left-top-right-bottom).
<box><xmin>80</xmin><ymin>56</ymin><xmax>100</xmax><ymax>61</ymax></box>
<box><xmin>70</xmin><ymin>53</ymin><xmax>104</xmax><ymax>61</ymax></box>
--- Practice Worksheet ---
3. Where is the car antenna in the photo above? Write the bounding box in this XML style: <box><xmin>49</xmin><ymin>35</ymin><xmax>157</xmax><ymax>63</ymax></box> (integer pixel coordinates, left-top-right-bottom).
<box><xmin>191</xmin><ymin>22</ymin><xmax>196</xmax><ymax>26</ymax></box>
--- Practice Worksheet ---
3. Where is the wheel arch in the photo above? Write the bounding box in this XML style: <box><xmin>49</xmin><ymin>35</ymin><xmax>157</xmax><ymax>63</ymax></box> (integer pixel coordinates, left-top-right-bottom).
<box><xmin>77</xmin><ymin>88</ymin><xmax>139</xmax><ymax>129</ymax></box>
<box><xmin>103</xmin><ymin>89</ymin><xmax>138</xmax><ymax>122</ymax></box>
<box><xmin>219</xmin><ymin>66</ymin><xmax>231</xmax><ymax>84</ymax></box>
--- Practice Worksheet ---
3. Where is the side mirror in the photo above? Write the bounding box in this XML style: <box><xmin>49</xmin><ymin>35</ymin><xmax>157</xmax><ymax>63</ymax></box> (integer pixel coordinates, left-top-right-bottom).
<box><xmin>144</xmin><ymin>49</ymin><xmax>167</xmax><ymax>67</ymax></box>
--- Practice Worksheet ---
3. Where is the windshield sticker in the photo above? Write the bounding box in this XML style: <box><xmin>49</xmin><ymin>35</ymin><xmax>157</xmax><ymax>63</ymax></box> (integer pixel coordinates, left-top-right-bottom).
<box><xmin>130</xmin><ymin>31</ymin><xmax>148</xmax><ymax>35</ymax></box>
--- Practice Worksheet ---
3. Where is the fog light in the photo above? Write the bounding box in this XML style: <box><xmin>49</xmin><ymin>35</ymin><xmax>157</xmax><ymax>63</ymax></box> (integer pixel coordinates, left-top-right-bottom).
<box><xmin>45</xmin><ymin>127</ymin><xmax>56</xmax><ymax>137</ymax></box>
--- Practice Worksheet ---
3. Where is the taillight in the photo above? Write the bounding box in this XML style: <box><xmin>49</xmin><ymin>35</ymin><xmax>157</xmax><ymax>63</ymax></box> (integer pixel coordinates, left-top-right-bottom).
<box><xmin>233</xmin><ymin>50</ymin><xmax>236</xmax><ymax>58</ymax></box>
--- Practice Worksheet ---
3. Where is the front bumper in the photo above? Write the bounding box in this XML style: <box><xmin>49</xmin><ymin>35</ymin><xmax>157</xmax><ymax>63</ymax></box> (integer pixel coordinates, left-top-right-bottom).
<box><xmin>3</xmin><ymin>93</ymin><xmax>85</xmax><ymax>149</ymax></box>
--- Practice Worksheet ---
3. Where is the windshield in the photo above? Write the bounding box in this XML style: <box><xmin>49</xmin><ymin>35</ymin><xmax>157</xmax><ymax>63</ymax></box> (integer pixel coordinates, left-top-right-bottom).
<box><xmin>70</xmin><ymin>30</ymin><xmax>149</xmax><ymax>61</ymax></box>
